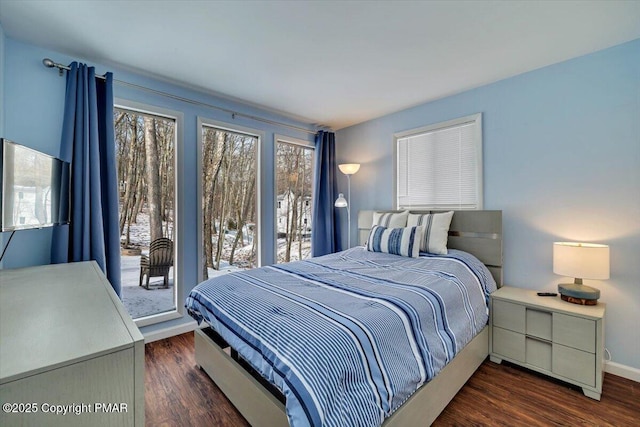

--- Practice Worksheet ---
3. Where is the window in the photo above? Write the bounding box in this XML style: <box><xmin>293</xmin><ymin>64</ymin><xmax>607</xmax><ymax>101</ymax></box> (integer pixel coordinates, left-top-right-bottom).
<box><xmin>275</xmin><ymin>135</ymin><xmax>314</xmax><ymax>263</ymax></box>
<box><xmin>114</xmin><ymin>100</ymin><xmax>183</xmax><ymax>326</ymax></box>
<box><xmin>395</xmin><ymin>113</ymin><xmax>482</xmax><ymax>210</ymax></box>
<box><xmin>198</xmin><ymin>119</ymin><xmax>260</xmax><ymax>281</ymax></box>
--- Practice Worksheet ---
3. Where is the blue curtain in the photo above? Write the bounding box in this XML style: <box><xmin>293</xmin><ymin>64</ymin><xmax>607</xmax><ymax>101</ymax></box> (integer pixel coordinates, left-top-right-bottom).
<box><xmin>51</xmin><ymin>63</ymin><xmax>121</xmax><ymax>297</ymax></box>
<box><xmin>311</xmin><ymin>131</ymin><xmax>341</xmax><ymax>256</ymax></box>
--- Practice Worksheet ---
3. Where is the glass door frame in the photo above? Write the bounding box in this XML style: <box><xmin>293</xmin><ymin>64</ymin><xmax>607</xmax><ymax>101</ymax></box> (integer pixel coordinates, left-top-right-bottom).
<box><xmin>115</xmin><ymin>98</ymin><xmax>185</xmax><ymax>328</ymax></box>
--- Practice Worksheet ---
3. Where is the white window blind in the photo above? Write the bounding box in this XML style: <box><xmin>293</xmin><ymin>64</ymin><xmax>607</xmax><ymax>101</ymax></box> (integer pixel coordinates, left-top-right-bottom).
<box><xmin>395</xmin><ymin>113</ymin><xmax>482</xmax><ymax>210</ymax></box>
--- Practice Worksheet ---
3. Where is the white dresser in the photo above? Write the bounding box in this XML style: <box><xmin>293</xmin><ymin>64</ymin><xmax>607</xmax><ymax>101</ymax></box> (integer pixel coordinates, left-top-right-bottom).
<box><xmin>0</xmin><ymin>261</ymin><xmax>144</xmax><ymax>426</ymax></box>
<box><xmin>490</xmin><ymin>286</ymin><xmax>605</xmax><ymax>400</ymax></box>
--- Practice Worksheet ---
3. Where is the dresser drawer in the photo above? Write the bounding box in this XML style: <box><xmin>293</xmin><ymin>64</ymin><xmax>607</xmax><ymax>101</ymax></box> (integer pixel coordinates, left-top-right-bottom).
<box><xmin>493</xmin><ymin>300</ymin><xmax>525</xmax><ymax>333</ymax></box>
<box><xmin>553</xmin><ymin>344</ymin><xmax>595</xmax><ymax>386</ymax></box>
<box><xmin>493</xmin><ymin>327</ymin><xmax>525</xmax><ymax>362</ymax></box>
<box><xmin>553</xmin><ymin>313</ymin><xmax>596</xmax><ymax>353</ymax></box>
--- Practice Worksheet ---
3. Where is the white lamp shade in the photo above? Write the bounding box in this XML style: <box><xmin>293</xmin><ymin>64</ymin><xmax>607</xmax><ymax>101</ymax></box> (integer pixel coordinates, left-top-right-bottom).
<box><xmin>334</xmin><ymin>193</ymin><xmax>348</xmax><ymax>208</ymax></box>
<box><xmin>553</xmin><ymin>242</ymin><xmax>610</xmax><ymax>280</ymax></box>
<box><xmin>338</xmin><ymin>163</ymin><xmax>360</xmax><ymax>175</ymax></box>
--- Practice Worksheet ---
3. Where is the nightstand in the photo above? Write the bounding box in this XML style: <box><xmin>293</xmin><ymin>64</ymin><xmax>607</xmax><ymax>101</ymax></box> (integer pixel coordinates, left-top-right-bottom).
<box><xmin>490</xmin><ymin>286</ymin><xmax>605</xmax><ymax>400</ymax></box>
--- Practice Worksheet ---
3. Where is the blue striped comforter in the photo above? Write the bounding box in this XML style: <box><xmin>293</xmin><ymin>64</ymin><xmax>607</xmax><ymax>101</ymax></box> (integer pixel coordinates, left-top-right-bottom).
<box><xmin>186</xmin><ymin>247</ymin><xmax>497</xmax><ymax>427</ymax></box>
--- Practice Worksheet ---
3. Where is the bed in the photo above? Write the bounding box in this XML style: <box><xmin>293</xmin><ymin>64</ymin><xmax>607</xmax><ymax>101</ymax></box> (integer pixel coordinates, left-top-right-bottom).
<box><xmin>187</xmin><ymin>210</ymin><xmax>502</xmax><ymax>427</ymax></box>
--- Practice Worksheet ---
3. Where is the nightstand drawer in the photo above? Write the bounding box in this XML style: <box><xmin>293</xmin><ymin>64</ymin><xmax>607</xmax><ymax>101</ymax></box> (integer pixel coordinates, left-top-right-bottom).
<box><xmin>493</xmin><ymin>300</ymin><xmax>525</xmax><ymax>333</ymax></box>
<box><xmin>526</xmin><ymin>308</ymin><xmax>552</xmax><ymax>341</ymax></box>
<box><xmin>526</xmin><ymin>337</ymin><xmax>552</xmax><ymax>371</ymax></box>
<box><xmin>553</xmin><ymin>344</ymin><xmax>595</xmax><ymax>386</ymax></box>
<box><xmin>553</xmin><ymin>313</ymin><xmax>595</xmax><ymax>353</ymax></box>
<box><xmin>493</xmin><ymin>327</ymin><xmax>525</xmax><ymax>362</ymax></box>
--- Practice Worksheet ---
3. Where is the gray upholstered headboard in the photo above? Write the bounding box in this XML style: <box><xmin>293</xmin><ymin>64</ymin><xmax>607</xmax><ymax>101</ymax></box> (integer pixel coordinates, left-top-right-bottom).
<box><xmin>358</xmin><ymin>210</ymin><xmax>503</xmax><ymax>287</ymax></box>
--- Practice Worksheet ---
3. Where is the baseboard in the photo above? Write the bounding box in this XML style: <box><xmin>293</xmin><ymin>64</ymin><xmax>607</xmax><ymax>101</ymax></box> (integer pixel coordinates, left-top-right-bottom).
<box><xmin>605</xmin><ymin>360</ymin><xmax>640</xmax><ymax>383</ymax></box>
<box><xmin>143</xmin><ymin>320</ymin><xmax>201</xmax><ymax>343</ymax></box>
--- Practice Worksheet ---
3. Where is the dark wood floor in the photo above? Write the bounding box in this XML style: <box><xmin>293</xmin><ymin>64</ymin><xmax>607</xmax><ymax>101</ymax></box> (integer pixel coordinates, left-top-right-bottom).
<box><xmin>145</xmin><ymin>333</ymin><xmax>639</xmax><ymax>426</ymax></box>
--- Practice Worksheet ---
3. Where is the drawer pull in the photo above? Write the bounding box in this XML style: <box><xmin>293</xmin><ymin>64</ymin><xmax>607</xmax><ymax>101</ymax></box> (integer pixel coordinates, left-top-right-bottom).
<box><xmin>526</xmin><ymin>334</ymin><xmax>551</xmax><ymax>344</ymax></box>
<box><xmin>527</xmin><ymin>308</ymin><xmax>551</xmax><ymax>315</ymax></box>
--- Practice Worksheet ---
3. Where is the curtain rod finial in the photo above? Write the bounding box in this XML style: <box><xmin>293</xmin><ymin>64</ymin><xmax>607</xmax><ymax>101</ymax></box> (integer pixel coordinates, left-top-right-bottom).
<box><xmin>43</xmin><ymin>58</ymin><xmax>64</xmax><ymax>76</ymax></box>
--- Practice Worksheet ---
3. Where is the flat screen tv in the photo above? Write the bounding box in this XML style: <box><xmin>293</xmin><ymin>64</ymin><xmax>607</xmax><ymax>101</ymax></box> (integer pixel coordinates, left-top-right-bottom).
<box><xmin>0</xmin><ymin>138</ymin><xmax>70</xmax><ymax>231</ymax></box>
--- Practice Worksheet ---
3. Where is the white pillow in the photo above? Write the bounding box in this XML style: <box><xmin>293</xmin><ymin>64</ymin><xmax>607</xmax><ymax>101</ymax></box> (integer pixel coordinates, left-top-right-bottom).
<box><xmin>372</xmin><ymin>210</ymin><xmax>409</xmax><ymax>228</ymax></box>
<box><xmin>407</xmin><ymin>211</ymin><xmax>454</xmax><ymax>254</ymax></box>
<box><xmin>366</xmin><ymin>225</ymin><xmax>424</xmax><ymax>258</ymax></box>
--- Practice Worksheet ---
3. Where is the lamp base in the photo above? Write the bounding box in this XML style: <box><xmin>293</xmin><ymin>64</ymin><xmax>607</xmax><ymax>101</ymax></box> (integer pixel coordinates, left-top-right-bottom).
<box><xmin>558</xmin><ymin>282</ymin><xmax>600</xmax><ymax>305</ymax></box>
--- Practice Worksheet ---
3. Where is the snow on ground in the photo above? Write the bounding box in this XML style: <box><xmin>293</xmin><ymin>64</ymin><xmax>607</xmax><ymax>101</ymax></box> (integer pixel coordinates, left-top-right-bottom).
<box><xmin>120</xmin><ymin>208</ymin><xmax>312</xmax><ymax>319</ymax></box>
<box><xmin>276</xmin><ymin>238</ymin><xmax>311</xmax><ymax>263</ymax></box>
<box><xmin>120</xmin><ymin>207</ymin><xmax>174</xmax><ymax>250</ymax></box>
<box><xmin>121</xmin><ymin>254</ymin><xmax>239</xmax><ymax>319</ymax></box>
<box><xmin>121</xmin><ymin>255</ymin><xmax>175</xmax><ymax>319</ymax></box>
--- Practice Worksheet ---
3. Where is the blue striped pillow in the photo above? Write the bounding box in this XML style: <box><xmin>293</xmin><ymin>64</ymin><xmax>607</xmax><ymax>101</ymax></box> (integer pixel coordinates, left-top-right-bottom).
<box><xmin>366</xmin><ymin>225</ymin><xmax>424</xmax><ymax>258</ymax></box>
<box><xmin>407</xmin><ymin>211</ymin><xmax>454</xmax><ymax>254</ymax></box>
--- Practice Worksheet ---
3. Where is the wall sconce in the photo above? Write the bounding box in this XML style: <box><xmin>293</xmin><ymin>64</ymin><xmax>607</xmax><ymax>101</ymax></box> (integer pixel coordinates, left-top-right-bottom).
<box><xmin>553</xmin><ymin>242</ymin><xmax>610</xmax><ymax>305</ymax></box>
<box><xmin>335</xmin><ymin>163</ymin><xmax>360</xmax><ymax>248</ymax></box>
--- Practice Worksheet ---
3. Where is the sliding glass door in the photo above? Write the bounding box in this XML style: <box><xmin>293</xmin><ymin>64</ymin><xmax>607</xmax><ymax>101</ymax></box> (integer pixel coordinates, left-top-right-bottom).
<box><xmin>114</xmin><ymin>103</ymin><xmax>178</xmax><ymax>322</ymax></box>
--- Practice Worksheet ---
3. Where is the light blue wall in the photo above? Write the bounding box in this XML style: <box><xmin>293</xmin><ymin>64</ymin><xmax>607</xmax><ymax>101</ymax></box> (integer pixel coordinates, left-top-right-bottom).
<box><xmin>1</xmin><ymin>37</ymin><xmax>315</xmax><ymax>334</ymax></box>
<box><xmin>336</xmin><ymin>39</ymin><xmax>640</xmax><ymax>370</ymax></box>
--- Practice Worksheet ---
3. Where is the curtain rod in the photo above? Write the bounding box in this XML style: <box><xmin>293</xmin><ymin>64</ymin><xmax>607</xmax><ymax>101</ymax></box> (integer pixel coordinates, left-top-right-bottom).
<box><xmin>42</xmin><ymin>58</ymin><xmax>320</xmax><ymax>135</ymax></box>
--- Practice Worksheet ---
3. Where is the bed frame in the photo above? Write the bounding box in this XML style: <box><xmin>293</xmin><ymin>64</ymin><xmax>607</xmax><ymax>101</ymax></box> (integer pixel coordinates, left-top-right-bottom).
<box><xmin>195</xmin><ymin>210</ymin><xmax>503</xmax><ymax>426</ymax></box>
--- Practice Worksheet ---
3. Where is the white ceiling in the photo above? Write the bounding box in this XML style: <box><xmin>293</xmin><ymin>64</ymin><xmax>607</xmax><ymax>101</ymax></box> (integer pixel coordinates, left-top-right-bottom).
<box><xmin>1</xmin><ymin>1</ymin><xmax>639</xmax><ymax>130</ymax></box>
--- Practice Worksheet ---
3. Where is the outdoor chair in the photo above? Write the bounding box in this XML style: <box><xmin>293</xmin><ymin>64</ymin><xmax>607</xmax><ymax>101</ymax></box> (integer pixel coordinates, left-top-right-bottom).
<box><xmin>139</xmin><ymin>237</ymin><xmax>173</xmax><ymax>289</ymax></box>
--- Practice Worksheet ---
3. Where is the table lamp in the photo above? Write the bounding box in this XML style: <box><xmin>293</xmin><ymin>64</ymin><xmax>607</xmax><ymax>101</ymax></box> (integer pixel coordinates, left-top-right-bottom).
<box><xmin>553</xmin><ymin>242</ymin><xmax>609</xmax><ymax>305</ymax></box>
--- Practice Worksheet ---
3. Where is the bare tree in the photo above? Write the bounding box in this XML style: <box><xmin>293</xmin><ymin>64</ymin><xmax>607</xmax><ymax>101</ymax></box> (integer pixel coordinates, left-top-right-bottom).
<box><xmin>144</xmin><ymin>116</ymin><xmax>163</xmax><ymax>243</ymax></box>
<box><xmin>213</xmin><ymin>133</ymin><xmax>232</xmax><ymax>270</ymax></box>
<box><xmin>202</xmin><ymin>129</ymin><xmax>228</xmax><ymax>275</ymax></box>
<box><xmin>117</xmin><ymin>113</ymin><xmax>146</xmax><ymax>246</ymax></box>
<box><xmin>275</xmin><ymin>143</ymin><xmax>313</xmax><ymax>263</ymax></box>
<box><xmin>201</xmin><ymin>127</ymin><xmax>258</xmax><ymax>273</ymax></box>
<box><xmin>229</xmin><ymin>136</ymin><xmax>255</xmax><ymax>265</ymax></box>
<box><xmin>116</xmin><ymin>111</ymin><xmax>175</xmax><ymax>245</ymax></box>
